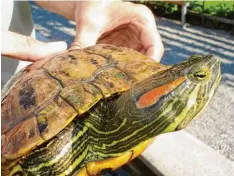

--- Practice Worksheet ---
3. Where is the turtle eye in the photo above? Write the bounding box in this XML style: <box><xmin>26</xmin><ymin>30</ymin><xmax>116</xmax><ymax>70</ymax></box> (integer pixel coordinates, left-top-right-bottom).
<box><xmin>12</xmin><ymin>171</ymin><xmax>24</xmax><ymax>176</ymax></box>
<box><xmin>194</xmin><ymin>71</ymin><xmax>207</xmax><ymax>80</ymax></box>
<box><xmin>188</xmin><ymin>67</ymin><xmax>211</xmax><ymax>83</ymax></box>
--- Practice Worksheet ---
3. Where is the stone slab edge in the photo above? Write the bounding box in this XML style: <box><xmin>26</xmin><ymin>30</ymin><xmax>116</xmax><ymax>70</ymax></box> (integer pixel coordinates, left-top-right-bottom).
<box><xmin>139</xmin><ymin>130</ymin><xmax>234</xmax><ymax>176</ymax></box>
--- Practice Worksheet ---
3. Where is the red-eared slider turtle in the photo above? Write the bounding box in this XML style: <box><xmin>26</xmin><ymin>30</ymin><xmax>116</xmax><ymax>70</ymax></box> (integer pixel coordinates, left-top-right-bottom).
<box><xmin>1</xmin><ymin>45</ymin><xmax>221</xmax><ymax>176</ymax></box>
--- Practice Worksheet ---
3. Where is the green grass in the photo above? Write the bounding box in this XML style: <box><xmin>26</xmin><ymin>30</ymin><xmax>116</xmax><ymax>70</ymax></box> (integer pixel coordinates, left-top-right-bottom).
<box><xmin>192</xmin><ymin>1</ymin><xmax>233</xmax><ymax>8</ymax></box>
<box><xmin>136</xmin><ymin>1</ymin><xmax>233</xmax><ymax>19</ymax></box>
<box><xmin>190</xmin><ymin>1</ymin><xmax>233</xmax><ymax>18</ymax></box>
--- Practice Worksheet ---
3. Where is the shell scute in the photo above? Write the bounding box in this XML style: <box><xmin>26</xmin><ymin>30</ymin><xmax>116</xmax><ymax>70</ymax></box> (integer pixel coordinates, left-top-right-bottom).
<box><xmin>2</xmin><ymin>117</ymin><xmax>43</xmax><ymax>160</ymax></box>
<box><xmin>1</xmin><ymin>69</ymin><xmax>61</xmax><ymax>135</ymax></box>
<box><xmin>84</xmin><ymin>45</ymin><xmax>167</xmax><ymax>81</ymax></box>
<box><xmin>43</xmin><ymin>50</ymin><xmax>111</xmax><ymax>87</ymax></box>
<box><xmin>36</xmin><ymin>97</ymin><xmax>77</xmax><ymax>140</ymax></box>
<box><xmin>60</xmin><ymin>83</ymin><xmax>102</xmax><ymax>114</ymax></box>
<box><xmin>120</xmin><ymin>60</ymin><xmax>166</xmax><ymax>81</ymax></box>
<box><xmin>92</xmin><ymin>68</ymin><xmax>134</xmax><ymax>97</ymax></box>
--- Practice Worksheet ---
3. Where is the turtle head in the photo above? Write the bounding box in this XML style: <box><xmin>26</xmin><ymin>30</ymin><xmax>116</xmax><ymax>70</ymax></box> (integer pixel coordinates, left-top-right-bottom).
<box><xmin>162</xmin><ymin>54</ymin><xmax>221</xmax><ymax>132</ymax></box>
<box><xmin>127</xmin><ymin>55</ymin><xmax>221</xmax><ymax>135</ymax></box>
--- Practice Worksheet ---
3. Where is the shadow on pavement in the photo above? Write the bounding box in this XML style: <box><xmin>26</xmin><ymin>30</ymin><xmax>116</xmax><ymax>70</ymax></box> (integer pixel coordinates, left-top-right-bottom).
<box><xmin>30</xmin><ymin>2</ymin><xmax>75</xmax><ymax>46</ymax></box>
<box><xmin>157</xmin><ymin>18</ymin><xmax>234</xmax><ymax>79</ymax></box>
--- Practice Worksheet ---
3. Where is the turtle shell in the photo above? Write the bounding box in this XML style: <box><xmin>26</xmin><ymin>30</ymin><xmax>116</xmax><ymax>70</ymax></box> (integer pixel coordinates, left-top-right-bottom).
<box><xmin>1</xmin><ymin>45</ymin><xmax>167</xmax><ymax>162</ymax></box>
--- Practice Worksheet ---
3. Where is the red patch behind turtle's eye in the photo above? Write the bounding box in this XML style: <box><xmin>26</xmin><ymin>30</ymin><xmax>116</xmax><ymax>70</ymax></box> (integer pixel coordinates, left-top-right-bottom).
<box><xmin>136</xmin><ymin>77</ymin><xmax>185</xmax><ymax>109</ymax></box>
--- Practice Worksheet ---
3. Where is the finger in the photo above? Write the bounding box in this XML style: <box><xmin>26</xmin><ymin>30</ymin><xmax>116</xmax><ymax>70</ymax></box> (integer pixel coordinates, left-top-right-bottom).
<box><xmin>140</xmin><ymin>26</ymin><xmax>164</xmax><ymax>62</ymax></box>
<box><xmin>71</xmin><ymin>3</ymin><xmax>106</xmax><ymax>49</ymax></box>
<box><xmin>132</xmin><ymin>5</ymin><xmax>164</xmax><ymax>62</ymax></box>
<box><xmin>1</xmin><ymin>31</ymin><xmax>67</xmax><ymax>61</ymax></box>
<box><xmin>71</xmin><ymin>18</ymin><xmax>103</xmax><ymax>49</ymax></box>
<box><xmin>71</xmin><ymin>30</ymin><xmax>100</xmax><ymax>49</ymax></box>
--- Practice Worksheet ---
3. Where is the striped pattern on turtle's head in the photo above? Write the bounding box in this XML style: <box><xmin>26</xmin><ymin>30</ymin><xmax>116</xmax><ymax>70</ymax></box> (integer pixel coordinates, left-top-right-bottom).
<box><xmin>129</xmin><ymin>54</ymin><xmax>221</xmax><ymax>134</ymax></box>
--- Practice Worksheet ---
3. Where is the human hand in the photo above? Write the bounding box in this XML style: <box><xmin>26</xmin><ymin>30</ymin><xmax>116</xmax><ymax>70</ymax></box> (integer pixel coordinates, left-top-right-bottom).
<box><xmin>1</xmin><ymin>31</ymin><xmax>67</xmax><ymax>62</ymax></box>
<box><xmin>72</xmin><ymin>1</ymin><xmax>164</xmax><ymax>62</ymax></box>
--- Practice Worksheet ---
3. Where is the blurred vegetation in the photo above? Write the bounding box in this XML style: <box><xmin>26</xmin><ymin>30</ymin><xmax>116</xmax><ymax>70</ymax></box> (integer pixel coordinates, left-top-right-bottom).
<box><xmin>191</xmin><ymin>1</ymin><xmax>233</xmax><ymax>19</ymax></box>
<box><xmin>136</xmin><ymin>1</ymin><xmax>234</xmax><ymax>19</ymax></box>
<box><xmin>151</xmin><ymin>2</ymin><xmax>178</xmax><ymax>15</ymax></box>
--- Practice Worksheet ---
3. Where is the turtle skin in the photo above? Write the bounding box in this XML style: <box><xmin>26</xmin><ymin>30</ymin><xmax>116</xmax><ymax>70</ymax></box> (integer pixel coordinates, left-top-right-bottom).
<box><xmin>1</xmin><ymin>45</ymin><xmax>166</xmax><ymax>174</ymax></box>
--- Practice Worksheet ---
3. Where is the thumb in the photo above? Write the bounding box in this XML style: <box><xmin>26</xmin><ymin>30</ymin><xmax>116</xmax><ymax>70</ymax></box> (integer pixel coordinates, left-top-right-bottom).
<box><xmin>71</xmin><ymin>27</ymin><xmax>101</xmax><ymax>49</ymax></box>
<box><xmin>1</xmin><ymin>31</ymin><xmax>67</xmax><ymax>62</ymax></box>
<box><xmin>71</xmin><ymin>3</ymin><xmax>106</xmax><ymax>49</ymax></box>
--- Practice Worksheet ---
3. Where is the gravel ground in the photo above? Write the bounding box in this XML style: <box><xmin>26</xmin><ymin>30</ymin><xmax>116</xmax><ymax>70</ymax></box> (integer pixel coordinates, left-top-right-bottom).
<box><xmin>30</xmin><ymin>2</ymin><xmax>234</xmax><ymax>162</ymax></box>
